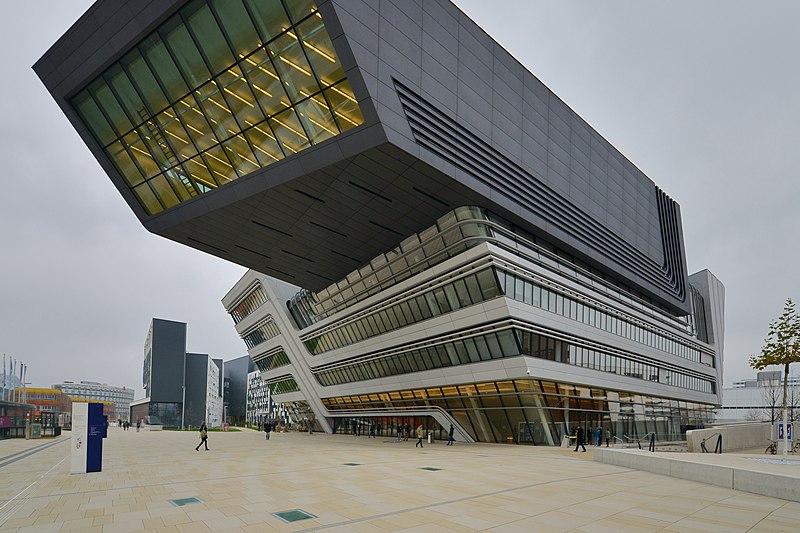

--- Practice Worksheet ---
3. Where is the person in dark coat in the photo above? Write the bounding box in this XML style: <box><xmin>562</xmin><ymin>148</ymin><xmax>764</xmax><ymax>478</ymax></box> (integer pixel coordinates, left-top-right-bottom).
<box><xmin>574</xmin><ymin>425</ymin><xmax>586</xmax><ymax>452</ymax></box>
<box><xmin>264</xmin><ymin>422</ymin><xmax>272</xmax><ymax>440</ymax></box>
<box><xmin>447</xmin><ymin>424</ymin><xmax>455</xmax><ymax>446</ymax></box>
<box><xmin>195</xmin><ymin>422</ymin><xmax>209</xmax><ymax>451</ymax></box>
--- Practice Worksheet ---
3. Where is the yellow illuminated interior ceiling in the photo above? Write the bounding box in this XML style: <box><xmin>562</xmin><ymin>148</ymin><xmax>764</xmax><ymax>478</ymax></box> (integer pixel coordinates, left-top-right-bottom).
<box><xmin>71</xmin><ymin>0</ymin><xmax>364</xmax><ymax>215</ymax></box>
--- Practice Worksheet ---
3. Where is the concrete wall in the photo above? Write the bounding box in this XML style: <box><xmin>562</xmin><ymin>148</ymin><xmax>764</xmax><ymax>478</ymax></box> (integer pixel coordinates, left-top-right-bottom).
<box><xmin>686</xmin><ymin>423</ymin><xmax>771</xmax><ymax>453</ymax></box>
<box><xmin>594</xmin><ymin>448</ymin><xmax>800</xmax><ymax>503</ymax></box>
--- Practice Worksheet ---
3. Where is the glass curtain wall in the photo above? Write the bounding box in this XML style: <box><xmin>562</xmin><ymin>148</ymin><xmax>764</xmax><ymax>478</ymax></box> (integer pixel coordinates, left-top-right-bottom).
<box><xmin>71</xmin><ymin>0</ymin><xmax>364</xmax><ymax>215</ymax></box>
<box><xmin>321</xmin><ymin>378</ymin><xmax>714</xmax><ymax>445</ymax></box>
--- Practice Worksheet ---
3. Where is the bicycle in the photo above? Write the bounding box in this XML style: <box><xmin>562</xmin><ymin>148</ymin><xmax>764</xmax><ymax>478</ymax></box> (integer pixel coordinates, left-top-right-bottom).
<box><xmin>765</xmin><ymin>439</ymin><xmax>778</xmax><ymax>455</ymax></box>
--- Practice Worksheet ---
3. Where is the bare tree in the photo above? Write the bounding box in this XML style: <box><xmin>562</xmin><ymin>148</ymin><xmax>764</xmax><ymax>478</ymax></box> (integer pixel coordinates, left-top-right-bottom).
<box><xmin>761</xmin><ymin>382</ymin><xmax>782</xmax><ymax>424</ymax></box>
<box><xmin>745</xmin><ymin>409</ymin><xmax>763</xmax><ymax>422</ymax></box>
<box><xmin>788</xmin><ymin>382</ymin><xmax>800</xmax><ymax>423</ymax></box>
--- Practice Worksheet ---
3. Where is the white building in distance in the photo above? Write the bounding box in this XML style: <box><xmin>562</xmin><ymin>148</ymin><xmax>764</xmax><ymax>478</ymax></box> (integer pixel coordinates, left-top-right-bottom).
<box><xmin>53</xmin><ymin>381</ymin><xmax>134</xmax><ymax>422</ymax></box>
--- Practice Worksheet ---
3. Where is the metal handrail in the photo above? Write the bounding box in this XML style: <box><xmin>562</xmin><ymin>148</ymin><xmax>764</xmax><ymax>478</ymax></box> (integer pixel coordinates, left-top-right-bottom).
<box><xmin>700</xmin><ymin>433</ymin><xmax>722</xmax><ymax>453</ymax></box>
<box><xmin>624</xmin><ymin>432</ymin><xmax>657</xmax><ymax>451</ymax></box>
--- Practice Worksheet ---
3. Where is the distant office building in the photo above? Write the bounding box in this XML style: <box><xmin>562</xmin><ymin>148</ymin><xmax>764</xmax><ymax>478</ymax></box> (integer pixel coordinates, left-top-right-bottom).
<box><xmin>69</xmin><ymin>397</ymin><xmax>116</xmax><ymax>419</ymax></box>
<box><xmin>185</xmin><ymin>353</ymin><xmax>223</xmax><ymax>427</ymax></box>
<box><xmin>246</xmin><ymin>370</ymin><xmax>268</xmax><ymax>426</ymax></box>
<box><xmin>53</xmin><ymin>381</ymin><xmax>134</xmax><ymax>422</ymax></box>
<box><xmin>223</xmin><ymin>355</ymin><xmax>255</xmax><ymax>425</ymax></box>
<box><xmin>20</xmin><ymin>387</ymin><xmax>72</xmax><ymax>425</ymax></box>
<box><xmin>718</xmin><ymin>371</ymin><xmax>800</xmax><ymax>423</ymax></box>
<box><xmin>731</xmin><ymin>371</ymin><xmax>800</xmax><ymax>389</ymax></box>
<box><xmin>131</xmin><ymin>318</ymin><xmax>226</xmax><ymax>428</ymax></box>
<box><xmin>132</xmin><ymin>318</ymin><xmax>187</xmax><ymax>427</ymax></box>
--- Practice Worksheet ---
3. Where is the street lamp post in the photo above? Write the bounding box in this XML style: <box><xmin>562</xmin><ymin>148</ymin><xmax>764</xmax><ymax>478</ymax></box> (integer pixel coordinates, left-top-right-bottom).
<box><xmin>181</xmin><ymin>385</ymin><xmax>185</xmax><ymax>430</ymax></box>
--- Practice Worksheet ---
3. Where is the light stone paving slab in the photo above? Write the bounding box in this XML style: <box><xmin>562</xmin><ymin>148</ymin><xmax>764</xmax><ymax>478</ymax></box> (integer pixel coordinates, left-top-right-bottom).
<box><xmin>1</xmin><ymin>429</ymin><xmax>800</xmax><ymax>532</ymax></box>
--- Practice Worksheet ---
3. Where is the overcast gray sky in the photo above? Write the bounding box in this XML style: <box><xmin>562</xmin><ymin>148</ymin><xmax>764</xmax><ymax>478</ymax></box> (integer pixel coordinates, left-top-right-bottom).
<box><xmin>2</xmin><ymin>1</ymin><xmax>798</xmax><ymax>400</ymax></box>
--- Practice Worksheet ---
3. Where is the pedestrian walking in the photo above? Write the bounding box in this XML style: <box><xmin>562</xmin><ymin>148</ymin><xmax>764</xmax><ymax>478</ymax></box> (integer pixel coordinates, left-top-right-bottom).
<box><xmin>195</xmin><ymin>422</ymin><xmax>209</xmax><ymax>451</ymax></box>
<box><xmin>265</xmin><ymin>421</ymin><xmax>271</xmax><ymax>440</ymax></box>
<box><xmin>136</xmin><ymin>419</ymin><xmax>140</xmax><ymax>432</ymax></box>
<box><xmin>447</xmin><ymin>424</ymin><xmax>455</xmax><ymax>446</ymax></box>
<box><xmin>605</xmin><ymin>428</ymin><xmax>611</xmax><ymax>447</ymax></box>
<box><xmin>396</xmin><ymin>425</ymin><xmax>403</xmax><ymax>442</ymax></box>
<box><xmin>404</xmin><ymin>424</ymin><xmax>411</xmax><ymax>441</ymax></box>
<box><xmin>368</xmin><ymin>423</ymin><xmax>376</xmax><ymax>438</ymax></box>
<box><xmin>415</xmin><ymin>424</ymin><xmax>425</xmax><ymax>448</ymax></box>
<box><xmin>594</xmin><ymin>426</ymin><xmax>601</xmax><ymax>447</ymax></box>
<box><xmin>573</xmin><ymin>425</ymin><xmax>586</xmax><ymax>452</ymax></box>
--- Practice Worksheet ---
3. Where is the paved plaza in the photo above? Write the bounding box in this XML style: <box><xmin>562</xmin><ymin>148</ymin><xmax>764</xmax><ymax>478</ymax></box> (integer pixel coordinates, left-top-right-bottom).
<box><xmin>1</xmin><ymin>429</ymin><xmax>800</xmax><ymax>532</ymax></box>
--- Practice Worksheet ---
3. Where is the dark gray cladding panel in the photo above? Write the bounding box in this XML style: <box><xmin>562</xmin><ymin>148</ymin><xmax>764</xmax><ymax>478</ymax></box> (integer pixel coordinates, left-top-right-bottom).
<box><xmin>156</xmin><ymin>141</ymin><xmax>479</xmax><ymax>291</ymax></box>
<box><xmin>149</xmin><ymin>318</ymin><xmax>187</xmax><ymax>404</ymax></box>
<box><xmin>329</xmin><ymin>0</ymin><xmax>690</xmax><ymax>313</ymax></box>
<box><xmin>35</xmin><ymin>0</ymin><xmax>690</xmax><ymax>314</ymax></box>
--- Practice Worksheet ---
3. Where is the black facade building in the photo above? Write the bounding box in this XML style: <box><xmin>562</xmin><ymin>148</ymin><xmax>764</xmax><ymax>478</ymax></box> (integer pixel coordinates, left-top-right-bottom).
<box><xmin>223</xmin><ymin>354</ymin><xmax>256</xmax><ymax>424</ymax></box>
<box><xmin>132</xmin><ymin>318</ymin><xmax>224</xmax><ymax>427</ymax></box>
<box><xmin>134</xmin><ymin>318</ymin><xmax>187</xmax><ymax>426</ymax></box>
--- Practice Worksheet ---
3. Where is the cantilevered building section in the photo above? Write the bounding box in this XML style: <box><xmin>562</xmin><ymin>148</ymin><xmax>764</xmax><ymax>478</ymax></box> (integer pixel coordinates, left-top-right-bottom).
<box><xmin>38</xmin><ymin>0</ymin><xmax>724</xmax><ymax>444</ymax></box>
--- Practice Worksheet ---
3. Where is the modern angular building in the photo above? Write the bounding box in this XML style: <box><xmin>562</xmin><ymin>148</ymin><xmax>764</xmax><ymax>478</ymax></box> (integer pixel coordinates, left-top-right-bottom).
<box><xmin>222</xmin><ymin>354</ymin><xmax>256</xmax><ymax>424</ymax></box>
<box><xmin>37</xmin><ymin>0</ymin><xmax>724</xmax><ymax>444</ymax></box>
<box><xmin>132</xmin><ymin>318</ymin><xmax>224</xmax><ymax>427</ymax></box>
<box><xmin>246</xmin><ymin>370</ymin><xmax>289</xmax><ymax>427</ymax></box>
<box><xmin>184</xmin><ymin>352</ymin><xmax>224</xmax><ymax>427</ymax></box>
<box><xmin>133</xmin><ymin>318</ymin><xmax>188</xmax><ymax>426</ymax></box>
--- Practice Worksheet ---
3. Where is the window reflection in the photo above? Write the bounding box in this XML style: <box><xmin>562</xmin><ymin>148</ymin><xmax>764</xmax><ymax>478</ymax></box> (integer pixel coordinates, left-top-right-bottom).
<box><xmin>72</xmin><ymin>0</ymin><xmax>362</xmax><ymax>215</ymax></box>
<box><xmin>321</xmin><ymin>378</ymin><xmax>715</xmax><ymax>444</ymax></box>
<box><xmin>310</xmin><ymin>322</ymin><xmax>714</xmax><ymax>395</ymax></box>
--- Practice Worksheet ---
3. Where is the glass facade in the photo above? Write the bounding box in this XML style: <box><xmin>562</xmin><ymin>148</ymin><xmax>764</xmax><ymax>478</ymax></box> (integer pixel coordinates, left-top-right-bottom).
<box><xmin>288</xmin><ymin>206</ymin><xmax>492</xmax><ymax>327</ymax></box>
<box><xmin>496</xmin><ymin>269</ymin><xmax>709</xmax><ymax>366</ymax></box>
<box><xmin>243</xmin><ymin>317</ymin><xmax>281</xmax><ymax>349</ymax></box>
<box><xmin>266</xmin><ymin>377</ymin><xmax>299</xmax><ymax>394</ymax></box>
<box><xmin>288</xmin><ymin>207</ymin><xmax>700</xmax><ymax>342</ymax></box>
<box><xmin>321</xmin><ymin>378</ymin><xmax>714</xmax><ymax>444</ymax></box>
<box><xmin>131</xmin><ymin>401</ymin><xmax>182</xmax><ymax>428</ymax></box>
<box><xmin>230</xmin><ymin>284</ymin><xmax>268</xmax><ymax>323</ymax></box>
<box><xmin>71</xmin><ymin>0</ymin><xmax>364</xmax><ymax>215</ymax></box>
<box><xmin>311</xmin><ymin>323</ymin><xmax>714</xmax><ymax>394</ymax></box>
<box><xmin>253</xmin><ymin>350</ymin><xmax>291</xmax><ymax>372</ymax></box>
<box><xmin>304</xmin><ymin>268</ymin><xmax>501</xmax><ymax>354</ymax></box>
<box><xmin>301</xmin><ymin>261</ymin><xmax>711</xmax><ymax>371</ymax></box>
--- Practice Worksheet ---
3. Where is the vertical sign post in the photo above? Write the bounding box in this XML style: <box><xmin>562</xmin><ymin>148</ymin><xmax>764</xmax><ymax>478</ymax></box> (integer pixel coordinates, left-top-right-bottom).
<box><xmin>70</xmin><ymin>402</ymin><xmax>108</xmax><ymax>474</ymax></box>
<box><xmin>70</xmin><ymin>403</ymin><xmax>88</xmax><ymax>474</ymax></box>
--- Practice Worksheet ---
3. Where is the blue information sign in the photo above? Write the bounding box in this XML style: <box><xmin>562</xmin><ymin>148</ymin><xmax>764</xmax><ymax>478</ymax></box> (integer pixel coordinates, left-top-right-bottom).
<box><xmin>86</xmin><ymin>403</ymin><xmax>107</xmax><ymax>473</ymax></box>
